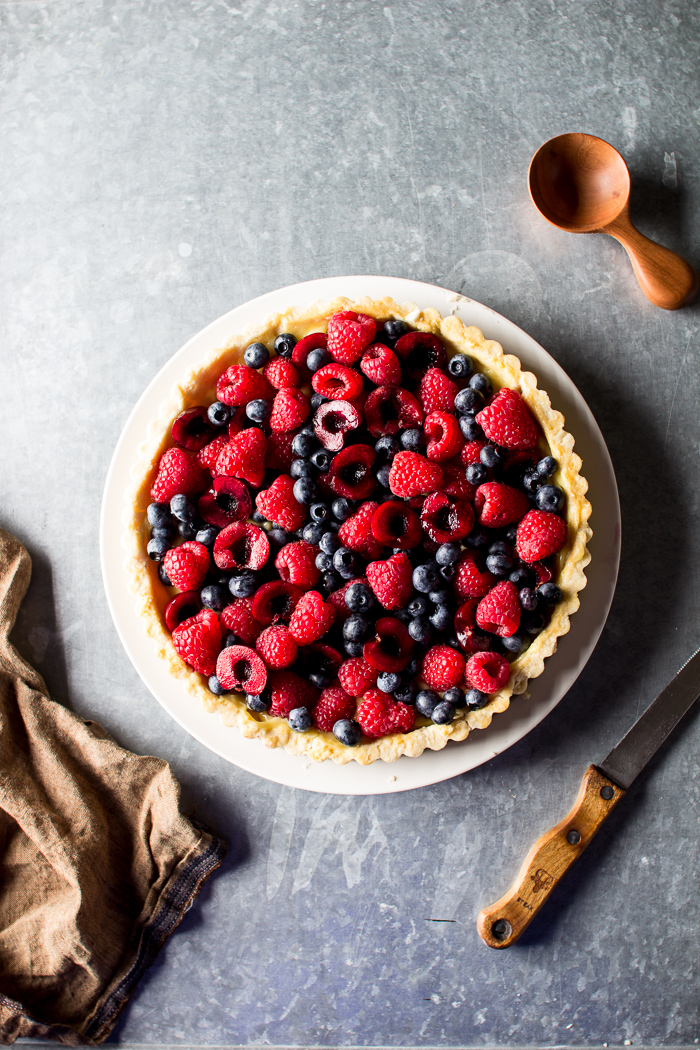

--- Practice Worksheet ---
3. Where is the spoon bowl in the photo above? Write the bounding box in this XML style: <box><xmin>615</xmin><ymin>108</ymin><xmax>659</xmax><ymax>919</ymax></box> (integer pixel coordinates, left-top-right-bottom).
<box><xmin>528</xmin><ymin>132</ymin><xmax>698</xmax><ymax>310</ymax></box>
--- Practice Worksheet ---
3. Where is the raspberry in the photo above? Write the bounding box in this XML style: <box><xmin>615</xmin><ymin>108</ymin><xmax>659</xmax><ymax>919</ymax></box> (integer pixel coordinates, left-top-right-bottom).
<box><xmin>314</xmin><ymin>399</ymin><xmax>362</xmax><ymax>451</ymax></box>
<box><xmin>268</xmin><ymin>671</ymin><xmax>319</xmax><ymax>718</ymax></box>
<box><xmin>422</xmin><ymin>645</ymin><xmax>466</xmax><ymax>690</ymax></box>
<box><xmin>251</xmin><ymin>580</ymin><xmax>303</xmax><ymax>624</ymax></box>
<box><xmin>465</xmin><ymin>651</ymin><xmax>510</xmax><ymax>693</ymax></box>
<box><xmin>151</xmin><ymin>448</ymin><xmax>208</xmax><ymax>503</ymax></box>
<box><xmin>171</xmin><ymin>407</ymin><xmax>216</xmax><ymax>451</ymax></box>
<box><xmin>364</xmin><ymin>386</ymin><xmax>423</xmax><ymax>437</ymax></box>
<box><xmin>163</xmin><ymin>541</ymin><xmax>210</xmax><ymax>591</ymax></box>
<box><xmin>363</xmin><ymin>617</ymin><xmax>414</xmax><ymax>672</ymax></box>
<box><xmin>516</xmin><ymin>510</ymin><xmax>567</xmax><ymax>562</ymax></box>
<box><xmin>326</xmin><ymin>310</ymin><xmax>376</xmax><ymax>364</ymax></box>
<box><xmin>371</xmin><ymin>501</ymin><xmax>422</xmax><ymax>549</ymax></box>
<box><xmin>171</xmin><ymin>609</ymin><xmax>222</xmax><ymax>677</ymax></box>
<box><xmin>313</xmin><ymin>686</ymin><xmax>356</xmax><ymax>731</ymax></box>
<box><xmin>288</xmin><ymin>591</ymin><xmax>336</xmax><ymax>645</ymax></box>
<box><xmin>255</xmin><ymin>625</ymin><xmax>298</xmax><ymax>670</ymax></box>
<box><xmin>476</xmin><ymin>581</ymin><xmax>521</xmax><ymax>637</ymax></box>
<box><xmin>337</xmin><ymin>657</ymin><xmax>378</xmax><ymax>696</ymax></box>
<box><xmin>197</xmin><ymin>434</ymin><xmax>229</xmax><ymax>473</ymax></box>
<box><xmin>328</xmin><ymin>576</ymin><xmax>370</xmax><ymax>622</ymax></box>
<box><xmin>420</xmin><ymin>491</ymin><xmax>474</xmax><ymax>544</ymax></box>
<box><xmin>265</xmin><ymin>431</ymin><xmax>296</xmax><ymax>472</ymax></box>
<box><xmin>291</xmin><ymin>332</ymin><xmax>326</xmax><ymax>382</ymax></box>
<box><xmin>475</xmin><ymin>387</ymin><xmax>538</xmax><ymax>450</ymax></box>
<box><xmin>275</xmin><ymin>540</ymin><xmax>321</xmax><ymax>587</ymax></box>
<box><xmin>263</xmin><ymin>357</ymin><xmax>301</xmax><ymax>390</ymax></box>
<box><xmin>216</xmin><ymin>365</ymin><xmax>273</xmax><ymax>406</ymax></box>
<box><xmin>328</xmin><ymin>444</ymin><xmax>377</xmax><ymax>499</ymax></box>
<box><xmin>213</xmin><ymin>521</ymin><xmax>269</xmax><ymax>571</ymax></box>
<box><xmin>269</xmin><ymin>387</ymin><xmax>310</xmax><ymax>432</ymax></box>
<box><xmin>394</xmin><ymin>331</ymin><xmax>446</xmax><ymax>378</ymax></box>
<box><xmin>474</xmin><ymin>482</ymin><xmax>530</xmax><ymax>528</ymax></box>
<box><xmin>338</xmin><ymin>503</ymin><xmax>385</xmax><ymax>560</ymax></box>
<box><xmin>164</xmin><ymin>590</ymin><xmax>202</xmax><ymax>633</ymax></box>
<box><xmin>198</xmin><ymin>476</ymin><xmax>252</xmax><ymax>528</ymax></box>
<box><xmin>216</xmin><ymin>644</ymin><xmax>268</xmax><ymax>694</ymax></box>
<box><xmin>419</xmin><ymin>368</ymin><xmax>459</xmax><ymax>414</ymax></box>
<box><xmin>461</xmin><ymin>439</ymin><xmax>487</xmax><ymax>466</ymax></box>
<box><xmin>388</xmin><ymin>452</ymin><xmax>444</xmax><ymax>498</ymax></box>
<box><xmin>216</xmin><ymin>428</ymin><xmax>267</xmax><ymax>488</ymax></box>
<box><xmin>356</xmin><ymin>689</ymin><xmax>415</xmax><ymax>738</ymax></box>
<box><xmin>255</xmin><ymin>475</ymin><xmax>307</xmax><ymax>531</ymax></box>
<box><xmin>221</xmin><ymin>597</ymin><xmax>264</xmax><ymax>646</ymax></box>
<box><xmin>312</xmin><ymin>363</ymin><xmax>364</xmax><ymax>401</ymax></box>
<box><xmin>365</xmin><ymin>552</ymin><xmax>413</xmax><ymax>611</ymax></box>
<box><xmin>453</xmin><ymin>551</ymin><xmax>495</xmax><ymax>599</ymax></box>
<box><xmin>360</xmin><ymin>344</ymin><xmax>402</xmax><ymax>385</ymax></box>
<box><xmin>424</xmin><ymin>411</ymin><xmax>463</xmax><ymax>462</ymax></box>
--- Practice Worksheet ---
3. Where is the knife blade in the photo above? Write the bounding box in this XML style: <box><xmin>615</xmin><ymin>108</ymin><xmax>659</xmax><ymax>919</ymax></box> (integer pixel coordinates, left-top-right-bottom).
<box><xmin>477</xmin><ymin>646</ymin><xmax>700</xmax><ymax>949</ymax></box>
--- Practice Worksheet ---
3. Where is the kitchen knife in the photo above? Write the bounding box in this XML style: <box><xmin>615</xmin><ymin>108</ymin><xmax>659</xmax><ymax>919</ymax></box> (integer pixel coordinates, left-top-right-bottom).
<box><xmin>477</xmin><ymin>645</ymin><xmax>700</xmax><ymax>949</ymax></box>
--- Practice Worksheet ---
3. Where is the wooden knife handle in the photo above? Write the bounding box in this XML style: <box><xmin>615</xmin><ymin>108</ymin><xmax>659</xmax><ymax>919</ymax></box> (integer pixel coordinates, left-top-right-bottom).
<box><xmin>477</xmin><ymin>765</ymin><xmax>625</xmax><ymax>949</ymax></box>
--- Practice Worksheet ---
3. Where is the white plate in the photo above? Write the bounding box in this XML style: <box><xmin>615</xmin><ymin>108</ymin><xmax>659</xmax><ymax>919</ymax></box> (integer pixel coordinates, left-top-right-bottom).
<box><xmin>100</xmin><ymin>276</ymin><xmax>620</xmax><ymax>795</ymax></box>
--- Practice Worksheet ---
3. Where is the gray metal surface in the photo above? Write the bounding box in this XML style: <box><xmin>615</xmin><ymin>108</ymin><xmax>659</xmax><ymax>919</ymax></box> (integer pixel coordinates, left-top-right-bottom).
<box><xmin>2</xmin><ymin>0</ymin><xmax>700</xmax><ymax>1047</ymax></box>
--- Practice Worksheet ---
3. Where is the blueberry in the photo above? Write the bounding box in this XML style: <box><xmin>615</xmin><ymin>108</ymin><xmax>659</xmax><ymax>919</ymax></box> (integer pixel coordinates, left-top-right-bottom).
<box><xmin>147</xmin><ymin>502</ymin><xmax>172</xmax><ymax>528</ymax></box>
<box><xmin>443</xmin><ymin>686</ymin><xmax>465</xmax><ymax>708</ymax></box>
<box><xmin>466</xmin><ymin>463</ymin><xmax>488</xmax><ymax>485</ymax></box>
<box><xmin>429</xmin><ymin>605</ymin><xmax>453</xmax><ymax>631</ymax></box>
<box><xmin>401</xmin><ymin>428</ymin><xmax>425</xmax><ymax>451</ymax></box>
<box><xmin>343</xmin><ymin>614</ymin><xmax>370</xmax><ymax>642</ymax></box>
<box><xmin>416</xmin><ymin>689</ymin><xmax>440</xmax><ymax>718</ymax></box>
<box><xmin>480</xmin><ymin>444</ymin><xmax>505</xmax><ymax>469</ymax></box>
<box><xmin>333</xmin><ymin>718</ymin><xmax>362</xmax><ymax>746</ymax></box>
<box><xmin>309</xmin><ymin>672</ymin><xmax>331</xmax><ymax>690</ymax></box>
<box><xmin>307</xmin><ymin>503</ymin><xmax>328</xmax><ymax>526</ymax></box>
<box><xmin>200</xmin><ymin>584</ymin><xmax>229</xmax><ymax>611</ymax></box>
<box><xmin>207</xmin><ymin>401</ymin><xmax>231</xmax><ymax>427</ymax></box>
<box><xmin>319</xmin><ymin>531</ymin><xmax>341</xmax><ymax>555</ymax></box>
<box><xmin>178</xmin><ymin>520</ymin><xmax>198</xmax><ymax>539</ymax></box>
<box><xmin>394</xmin><ymin>679</ymin><xmax>418</xmax><ymax>705</ymax></box>
<box><xmin>290</xmin><ymin>457</ymin><xmax>314</xmax><ymax>479</ymax></box>
<box><xmin>291</xmin><ymin>432</ymin><xmax>316</xmax><ymax>458</ymax></box>
<box><xmin>250</xmin><ymin>509</ymin><xmax>266</xmax><ymax>524</ymax></box>
<box><xmin>383</xmin><ymin>319</ymin><xmax>409</xmax><ymax>343</ymax></box>
<box><xmin>375</xmin><ymin>436</ymin><xmax>401</xmax><ymax>462</ymax></box>
<box><xmin>413</xmin><ymin>563</ymin><xmax>440</xmax><ymax>593</ymax></box>
<box><xmin>523</xmin><ymin>611</ymin><xmax>546</xmax><ymax>635</ymax></box>
<box><xmin>289</xmin><ymin>706</ymin><xmax>313</xmax><ymax>732</ymax></box>
<box><xmin>519</xmin><ymin>587</ymin><xmax>539</xmax><ymax>611</ymax></box>
<box><xmin>537</xmin><ymin>456</ymin><xmax>558</xmax><ymax>478</ymax></box>
<box><xmin>320</xmin><ymin>570</ymin><xmax>342</xmax><ymax>593</ymax></box>
<box><xmin>228</xmin><ymin>571</ymin><xmax>257</xmax><ymax>598</ymax></box>
<box><xmin>428</xmin><ymin>588</ymin><xmax>451</xmax><ymax>606</ymax></box>
<box><xmin>244</xmin><ymin>397</ymin><xmax>272</xmax><ymax>423</ymax></box>
<box><xmin>375</xmin><ymin>671</ymin><xmax>399</xmax><ymax>693</ymax></box>
<box><xmin>407</xmin><ymin>595</ymin><xmax>429</xmax><ymax>618</ymax></box>
<box><xmin>244</xmin><ymin>342</ymin><xmax>270</xmax><ymax>368</ymax></box>
<box><xmin>538</xmin><ymin>582</ymin><xmax>563</xmax><ymax>605</ymax></box>
<box><xmin>208</xmin><ymin>675</ymin><xmax>230</xmax><ymax>696</ymax></box>
<box><xmin>293</xmin><ymin>478</ymin><xmax>317</xmax><ymax>505</ymax></box>
<box><xmin>307</xmin><ymin>347</ymin><xmax>331</xmax><ymax>372</ymax></box>
<box><xmin>274</xmin><ymin>333</ymin><xmax>296</xmax><ymax>358</ymax></box>
<box><xmin>310</xmin><ymin>449</ymin><xmax>332</xmax><ymax>472</ymax></box>
<box><xmin>486</xmin><ymin>553</ymin><xmax>513</xmax><ymax>577</ymax></box>
<box><xmin>489</xmin><ymin>540</ymin><xmax>512</xmax><ymax>557</ymax></box>
<box><xmin>268</xmin><ymin>527</ymin><xmax>291</xmax><ymax>550</ymax></box>
<box><xmin>343</xmin><ymin>639</ymin><xmax>364</xmax><ymax>657</ymax></box>
<box><xmin>459</xmin><ymin>415</ymin><xmax>484</xmax><ymax>441</ymax></box>
<box><xmin>535</xmin><ymin>485</ymin><xmax>564</xmax><ymax>513</ymax></box>
<box><xmin>469</xmin><ymin>372</ymin><xmax>492</xmax><ymax>396</ymax></box>
<box><xmin>465</xmin><ymin>688</ymin><xmax>489</xmax><ymax>710</ymax></box>
<box><xmin>151</xmin><ymin>524</ymin><xmax>176</xmax><ymax>543</ymax></box>
<box><xmin>376</xmin><ymin>464</ymin><xmax>392</xmax><ymax>488</ymax></box>
<box><xmin>223</xmin><ymin>631</ymin><xmax>240</xmax><ymax>647</ymax></box>
<box><xmin>523</xmin><ymin>469</ymin><xmax>542</xmax><ymax>495</ymax></box>
<box><xmin>309</xmin><ymin>392</ymin><xmax>327</xmax><ymax>411</ymax></box>
<box><xmin>246</xmin><ymin>691</ymin><xmax>270</xmax><ymax>712</ymax></box>
<box><xmin>158</xmin><ymin>561</ymin><xmax>172</xmax><ymax>585</ymax></box>
<box><xmin>431</xmin><ymin>700</ymin><xmax>456</xmax><ymax>725</ymax></box>
<box><xmin>509</xmin><ymin>565</ymin><xmax>533</xmax><ymax>588</ymax></box>
<box><xmin>436</xmin><ymin>542</ymin><xmax>461</xmax><ymax>566</ymax></box>
<box><xmin>465</xmin><ymin>527</ymin><xmax>489</xmax><ymax>549</ymax></box>
<box><xmin>333</xmin><ymin>547</ymin><xmax>357</xmax><ymax>574</ymax></box>
<box><xmin>345</xmin><ymin>582</ymin><xmax>374</xmax><ymax>613</ymax></box>
<box><xmin>504</xmin><ymin>525</ymin><xmax>519</xmax><ymax>544</ymax></box>
<box><xmin>439</xmin><ymin>563</ymin><xmax>457</xmax><ymax>581</ymax></box>
<box><xmin>454</xmin><ymin>387</ymin><xmax>484</xmax><ymax>415</ymax></box>
<box><xmin>501</xmin><ymin>633</ymin><xmax>528</xmax><ymax>654</ymax></box>
<box><xmin>447</xmin><ymin>354</ymin><xmax>473</xmax><ymax>378</ymax></box>
<box><xmin>170</xmin><ymin>494</ymin><xmax>195</xmax><ymax>522</ymax></box>
<box><xmin>332</xmin><ymin>498</ymin><xmax>353</xmax><ymax>521</ymax></box>
<box><xmin>408</xmin><ymin>617</ymin><xmax>432</xmax><ymax>644</ymax></box>
<box><xmin>302</xmin><ymin>522</ymin><xmax>325</xmax><ymax>544</ymax></box>
<box><xmin>147</xmin><ymin>536</ymin><xmax>170</xmax><ymax>561</ymax></box>
<box><xmin>394</xmin><ymin>606</ymin><xmax>412</xmax><ymax>622</ymax></box>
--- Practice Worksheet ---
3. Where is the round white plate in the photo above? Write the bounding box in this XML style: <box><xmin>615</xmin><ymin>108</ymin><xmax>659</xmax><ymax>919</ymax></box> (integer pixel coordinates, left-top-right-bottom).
<box><xmin>101</xmin><ymin>276</ymin><xmax>620</xmax><ymax>795</ymax></box>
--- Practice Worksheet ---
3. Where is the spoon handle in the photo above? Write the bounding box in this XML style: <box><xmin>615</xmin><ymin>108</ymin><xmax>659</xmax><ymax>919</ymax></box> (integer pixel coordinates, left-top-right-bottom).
<box><xmin>605</xmin><ymin>217</ymin><xmax>698</xmax><ymax>310</ymax></box>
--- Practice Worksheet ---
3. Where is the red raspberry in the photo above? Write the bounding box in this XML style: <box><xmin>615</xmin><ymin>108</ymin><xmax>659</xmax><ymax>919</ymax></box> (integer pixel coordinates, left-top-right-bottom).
<box><xmin>292</xmin><ymin>332</ymin><xmax>326</xmax><ymax>382</ymax></box>
<box><xmin>394</xmin><ymin>331</ymin><xmax>446</xmax><ymax>379</ymax></box>
<box><xmin>328</xmin><ymin>444</ymin><xmax>377</xmax><ymax>500</ymax></box>
<box><xmin>388</xmin><ymin>452</ymin><xmax>444</xmax><ymax>498</ymax></box>
<box><xmin>453</xmin><ymin>551</ymin><xmax>495</xmax><ymax>600</ymax></box>
<box><xmin>151</xmin><ymin>448</ymin><xmax>208</xmax><ymax>503</ymax></box>
<box><xmin>263</xmin><ymin>357</ymin><xmax>301</xmax><ymax>389</ymax></box>
<box><xmin>312</xmin><ymin>363</ymin><xmax>364</xmax><ymax>401</ymax></box>
<box><xmin>365</xmin><ymin>551</ymin><xmax>414</xmax><ymax>610</ymax></box>
<box><xmin>360</xmin><ymin>344</ymin><xmax>402</xmax><ymax>385</ymax></box>
<box><xmin>216</xmin><ymin>644</ymin><xmax>268</xmax><ymax>694</ymax></box>
<box><xmin>420</xmin><ymin>491</ymin><xmax>474</xmax><ymax>544</ymax></box>
<box><xmin>163</xmin><ymin>541</ymin><xmax>210</xmax><ymax>591</ymax></box>
<box><xmin>424</xmin><ymin>411</ymin><xmax>463</xmax><ymax>462</ymax></box>
<box><xmin>476</xmin><ymin>581</ymin><xmax>521</xmax><ymax>637</ymax></box>
<box><xmin>363</xmin><ymin>617</ymin><xmax>414</xmax><ymax>672</ymax></box>
<box><xmin>474</xmin><ymin>482</ymin><xmax>530</xmax><ymax>528</ymax></box>
<box><xmin>265</xmin><ymin>430</ymin><xmax>296</xmax><ymax>472</ymax></box>
<box><xmin>255</xmin><ymin>625</ymin><xmax>298</xmax><ymax>670</ymax></box>
<box><xmin>328</xmin><ymin>576</ymin><xmax>370</xmax><ymax>622</ymax></box>
<box><xmin>364</xmin><ymin>386</ymin><xmax>423</xmax><ymax>437</ymax></box>
<box><xmin>275</xmin><ymin>540</ymin><xmax>320</xmax><ymax>587</ymax></box>
<box><xmin>313</xmin><ymin>686</ymin><xmax>356</xmax><ymax>732</ymax></box>
<box><xmin>422</xmin><ymin>645</ymin><xmax>466</xmax><ymax>690</ymax></box>
<box><xmin>255</xmin><ymin>475</ymin><xmax>306</xmax><ymax>531</ymax></box>
<box><xmin>338</xmin><ymin>503</ymin><xmax>385</xmax><ymax>560</ymax></box>
<box><xmin>337</xmin><ymin>657</ymin><xmax>378</xmax><ymax>696</ymax></box>
<box><xmin>216</xmin><ymin>365</ymin><xmax>273</xmax><ymax>406</ymax></box>
<box><xmin>461</xmin><ymin>439</ymin><xmax>487</xmax><ymax>466</ymax></box>
<box><xmin>171</xmin><ymin>407</ymin><xmax>216</xmax><ymax>451</ymax></box>
<box><xmin>313</xmin><ymin>399</ymin><xmax>362</xmax><ymax>451</ymax></box>
<box><xmin>221</xmin><ymin>597</ymin><xmax>264</xmax><ymax>646</ymax></box>
<box><xmin>516</xmin><ymin>510</ymin><xmax>567</xmax><ymax>562</ymax></box>
<box><xmin>171</xmin><ymin>609</ymin><xmax>222</xmax><ymax>677</ymax></box>
<box><xmin>475</xmin><ymin>387</ymin><xmax>538</xmax><ymax>450</ymax></box>
<box><xmin>465</xmin><ymin>651</ymin><xmax>510</xmax><ymax>693</ymax></box>
<box><xmin>419</xmin><ymin>368</ymin><xmax>459</xmax><ymax>414</ymax></box>
<box><xmin>268</xmin><ymin>671</ymin><xmax>319</xmax><ymax>718</ymax></box>
<box><xmin>197</xmin><ymin>434</ymin><xmax>229</xmax><ymax>473</ymax></box>
<box><xmin>251</xmin><ymin>581</ymin><xmax>303</xmax><ymax>625</ymax></box>
<box><xmin>269</xmin><ymin>387</ymin><xmax>309</xmax><ymax>432</ymax></box>
<box><xmin>288</xmin><ymin>591</ymin><xmax>336</xmax><ymax>645</ymax></box>
<box><xmin>371</xmin><ymin>501</ymin><xmax>422</xmax><ymax>549</ymax></box>
<box><xmin>356</xmin><ymin>689</ymin><xmax>415</xmax><ymax>738</ymax></box>
<box><xmin>326</xmin><ymin>310</ymin><xmax>376</xmax><ymax>364</ymax></box>
<box><xmin>216</xmin><ymin>429</ymin><xmax>267</xmax><ymax>488</ymax></box>
<box><xmin>213</xmin><ymin>522</ymin><xmax>269</xmax><ymax>571</ymax></box>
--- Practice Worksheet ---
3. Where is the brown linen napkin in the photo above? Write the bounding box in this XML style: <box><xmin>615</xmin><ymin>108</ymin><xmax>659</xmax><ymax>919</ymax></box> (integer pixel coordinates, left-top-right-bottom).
<box><xmin>0</xmin><ymin>528</ymin><xmax>227</xmax><ymax>1045</ymax></box>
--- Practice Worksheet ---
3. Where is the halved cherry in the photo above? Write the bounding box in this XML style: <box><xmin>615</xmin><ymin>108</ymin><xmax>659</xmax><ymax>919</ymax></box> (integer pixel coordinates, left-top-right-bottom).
<box><xmin>371</xmin><ymin>501</ymin><xmax>422</xmax><ymax>549</ymax></box>
<box><xmin>216</xmin><ymin>645</ymin><xmax>267</xmax><ymax>694</ymax></box>
<box><xmin>364</xmin><ymin>385</ymin><xmax>423</xmax><ymax>437</ymax></box>
<box><xmin>454</xmin><ymin>600</ymin><xmax>492</xmax><ymax>654</ymax></box>
<box><xmin>164</xmin><ymin>590</ymin><xmax>202</xmax><ymax>632</ymax></box>
<box><xmin>198</xmin><ymin>476</ymin><xmax>252</xmax><ymax>528</ymax></box>
<box><xmin>421</xmin><ymin>491</ymin><xmax>475</xmax><ymax>544</ymax></box>
<box><xmin>171</xmin><ymin>407</ymin><xmax>216</xmax><ymax>451</ymax></box>
<box><xmin>313</xmin><ymin>399</ymin><xmax>362</xmax><ymax>451</ymax></box>
<box><xmin>251</xmin><ymin>581</ymin><xmax>304</xmax><ymax>624</ymax></box>
<box><xmin>213</xmin><ymin>521</ymin><xmax>269</xmax><ymax>571</ymax></box>
<box><xmin>292</xmin><ymin>331</ymin><xmax>326</xmax><ymax>383</ymax></box>
<box><xmin>363</xmin><ymin>616</ymin><xmax>414</xmax><ymax>673</ymax></box>
<box><xmin>328</xmin><ymin>444</ymin><xmax>377</xmax><ymax>499</ymax></box>
<box><xmin>393</xmin><ymin>332</ymin><xmax>447</xmax><ymax>379</ymax></box>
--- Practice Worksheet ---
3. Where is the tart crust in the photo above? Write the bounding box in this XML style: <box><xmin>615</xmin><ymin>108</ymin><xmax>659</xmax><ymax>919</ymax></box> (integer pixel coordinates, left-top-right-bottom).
<box><xmin>124</xmin><ymin>296</ymin><xmax>592</xmax><ymax>764</ymax></box>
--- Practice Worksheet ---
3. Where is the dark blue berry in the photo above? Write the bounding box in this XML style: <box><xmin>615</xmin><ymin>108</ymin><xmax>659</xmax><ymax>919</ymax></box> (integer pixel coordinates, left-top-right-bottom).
<box><xmin>523</xmin><ymin>469</ymin><xmax>542</xmax><ymax>495</ymax></box>
<box><xmin>290</xmin><ymin>457</ymin><xmax>314</xmax><ymax>479</ymax></box>
<box><xmin>430</xmin><ymin>605</ymin><xmax>453</xmax><ymax>631</ymax></box>
<box><xmin>401</xmin><ymin>428</ymin><xmax>425</xmax><ymax>451</ymax></box>
<box><xmin>345</xmin><ymin>582</ymin><xmax>374</xmax><ymax>613</ymax></box>
<box><xmin>207</xmin><ymin>401</ymin><xmax>231</xmax><ymax>427</ymax></box>
<box><xmin>310</xmin><ymin>449</ymin><xmax>331</xmax><ymax>472</ymax></box>
<box><xmin>377</xmin><ymin>672</ymin><xmax>401</xmax><ymax>693</ymax></box>
<box><xmin>293</xmin><ymin>478</ymin><xmax>317</xmax><ymax>504</ymax></box>
<box><xmin>307</xmin><ymin>347</ymin><xmax>331</xmax><ymax>372</ymax></box>
<box><xmin>147</xmin><ymin>502</ymin><xmax>172</xmax><ymax>528</ymax></box>
<box><xmin>509</xmin><ymin>565</ymin><xmax>533</xmax><ymax>588</ymax></box>
<box><xmin>459</xmin><ymin>415</ymin><xmax>484</xmax><ymax>441</ymax></box>
<box><xmin>268</xmin><ymin>527</ymin><xmax>291</xmax><ymax>550</ymax></box>
<box><xmin>431</xmin><ymin>700</ymin><xmax>456</xmax><ymax>725</ymax></box>
<box><xmin>244</xmin><ymin>342</ymin><xmax>269</xmax><ymax>368</ymax></box>
<box><xmin>465</xmin><ymin>527</ymin><xmax>489</xmax><ymax>549</ymax></box>
<box><xmin>416</xmin><ymin>689</ymin><xmax>440</xmax><ymax>718</ymax></box>
<box><xmin>274</xmin><ymin>333</ymin><xmax>296</xmax><ymax>358</ymax></box>
<box><xmin>246</xmin><ymin>398</ymin><xmax>272</xmax><ymax>423</ymax></box>
<box><xmin>466</xmin><ymin>463</ymin><xmax>488</xmax><ymax>485</ymax></box>
<box><xmin>480</xmin><ymin>444</ymin><xmax>505</xmax><ymax>469</ymax></box>
<box><xmin>454</xmin><ymin>387</ymin><xmax>484</xmax><ymax>414</ymax></box>
<box><xmin>147</xmin><ymin>536</ymin><xmax>170</xmax><ymax>561</ymax></box>
<box><xmin>302</xmin><ymin>522</ymin><xmax>325</xmax><ymax>544</ymax></box>
<box><xmin>537</xmin><ymin>582</ymin><xmax>562</xmax><ymax>605</ymax></box>
<box><xmin>315</xmin><ymin>551</ymin><xmax>333</xmax><ymax>573</ymax></box>
<box><xmin>501</xmin><ymin>633</ymin><xmax>528</xmax><ymax>654</ymax></box>
<box><xmin>250</xmin><ymin>509</ymin><xmax>266</xmax><ymax>524</ymax></box>
<box><xmin>333</xmin><ymin>547</ymin><xmax>357</xmax><ymax>574</ymax></box>
<box><xmin>394</xmin><ymin>679</ymin><xmax>418</xmax><ymax>705</ymax></box>
<box><xmin>519</xmin><ymin>587</ymin><xmax>539</xmax><ymax>611</ymax></box>
<box><xmin>319</xmin><ymin>531</ymin><xmax>341</xmax><ymax>555</ymax></box>
<box><xmin>291</xmin><ymin>431</ymin><xmax>316</xmax><ymax>458</ymax></box>
<box><xmin>309</xmin><ymin>392</ymin><xmax>327</xmax><ymax>411</ymax></box>
<box><xmin>208</xmin><ymin>675</ymin><xmax>230</xmax><ymax>695</ymax></box>
<box><xmin>394</xmin><ymin>606</ymin><xmax>412</xmax><ymax>622</ymax></box>
<box><xmin>383</xmin><ymin>319</ymin><xmax>409</xmax><ymax>342</ymax></box>
<box><xmin>447</xmin><ymin>354</ymin><xmax>473</xmax><ymax>378</ymax></box>
<box><xmin>228</xmin><ymin>571</ymin><xmax>257</xmax><ymax>598</ymax></box>
<box><xmin>469</xmin><ymin>372</ymin><xmax>492</xmax><ymax>396</ymax></box>
<box><xmin>535</xmin><ymin>485</ymin><xmax>564</xmax><ymax>513</ymax></box>
<box><xmin>170</xmin><ymin>494</ymin><xmax>195</xmax><ymax>522</ymax></box>
<box><xmin>413</xmin><ymin>563</ymin><xmax>440</xmax><ymax>593</ymax></box>
<box><xmin>436</xmin><ymin>542</ymin><xmax>461</xmax><ymax>566</ymax></box>
<box><xmin>376</xmin><ymin>464</ymin><xmax>392</xmax><ymax>488</ymax></box>
<box><xmin>537</xmin><ymin>456</ymin><xmax>558</xmax><ymax>477</ymax></box>
<box><xmin>439</xmin><ymin>563</ymin><xmax>457</xmax><ymax>581</ymax></box>
<box><xmin>465</xmin><ymin>688</ymin><xmax>489</xmax><ymax>710</ymax></box>
<box><xmin>332</xmin><ymin>498</ymin><xmax>353</xmax><ymax>521</ymax></box>
<box><xmin>443</xmin><ymin>686</ymin><xmax>465</xmax><ymax>708</ymax></box>
<box><xmin>408</xmin><ymin>617</ymin><xmax>432</xmax><ymax>644</ymax></box>
<box><xmin>523</xmin><ymin>611</ymin><xmax>546</xmax><ymax>635</ymax></box>
<box><xmin>158</xmin><ymin>561</ymin><xmax>172</xmax><ymax>585</ymax></box>
<box><xmin>223</xmin><ymin>631</ymin><xmax>240</xmax><ymax>647</ymax></box>
<box><xmin>333</xmin><ymin>718</ymin><xmax>362</xmax><ymax>746</ymax></box>
<box><xmin>375</xmin><ymin>436</ymin><xmax>401</xmax><ymax>462</ymax></box>
<box><xmin>200</xmin><ymin>584</ymin><xmax>229</xmax><ymax>611</ymax></box>
<box><xmin>428</xmin><ymin>587</ymin><xmax>451</xmax><ymax>606</ymax></box>
<box><xmin>407</xmin><ymin>595</ymin><xmax>429</xmax><ymax>618</ymax></box>
<box><xmin>309</xmin><ymin>672</ymin><xmax>331</xmax><ymax>690</ymax></box>
<box><xmin>309</xmin><ymin>502</ymin><xmax>330</xmax><ymax>523</ymax></box>
<box><xmin>289</xmin><ymin>706</ymin><xmax>313</xmax><ymax>732</ymax></box>
<box><xmin>246</xmin><ymin>692</ymin><xmax>270</xmax><ymax>712</ymax></box>
<box><xmin>152</xmin><ymin>524</ymin><xmax>176</xmax><ymax>543</ymax></box>
<box><xmin>486</xmin><ymin>553</ymin><xmax>513</xmax><ymax>577</ymax></box>
<box><xmin>178</xmin><ymin>520</ymin><xmax>198</xmax><ymax>539</ymax></box>
<box><xmin>343</xmin><ymin>639</ymin><xmax>364</xmax><ymax>657</ymax></box>
<box><xmin>343</xmin><ymin>614</ymin><xmax>370</xmax><ymax>641</ymax></box>
<box><xmin>320</xmin><ymin>570</ymin><xmax>341</xmax><ymax>593</ymax></box>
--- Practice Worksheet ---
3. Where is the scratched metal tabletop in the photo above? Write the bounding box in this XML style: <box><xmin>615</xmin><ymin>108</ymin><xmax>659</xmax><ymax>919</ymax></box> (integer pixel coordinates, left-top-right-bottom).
<box><xmin>3</xmin><ymin>0</ymin><xmax>700</xmax><ymax>1046</ymax></box>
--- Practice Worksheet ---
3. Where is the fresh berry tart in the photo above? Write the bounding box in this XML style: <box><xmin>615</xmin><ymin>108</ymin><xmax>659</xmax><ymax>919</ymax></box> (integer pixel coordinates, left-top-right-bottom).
<box><xmin>125</xmin><ymin>297</ymin><xmax>591</xmax><ymax>764</ymax></box>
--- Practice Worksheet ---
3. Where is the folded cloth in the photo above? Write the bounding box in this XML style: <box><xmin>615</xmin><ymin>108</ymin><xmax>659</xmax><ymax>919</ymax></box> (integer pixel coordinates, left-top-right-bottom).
<box><xmin>0</xmin><ymin>528</ymin><xmax>227</xmax><ymax>1045</ymax></box>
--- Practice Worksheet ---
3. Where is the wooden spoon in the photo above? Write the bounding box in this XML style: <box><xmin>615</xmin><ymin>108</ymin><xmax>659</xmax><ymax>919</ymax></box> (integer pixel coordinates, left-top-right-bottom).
<box><xmin>528</xmin><ymin>133</ymin><xmax>698</xmax><ymax>310</ymax></box>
